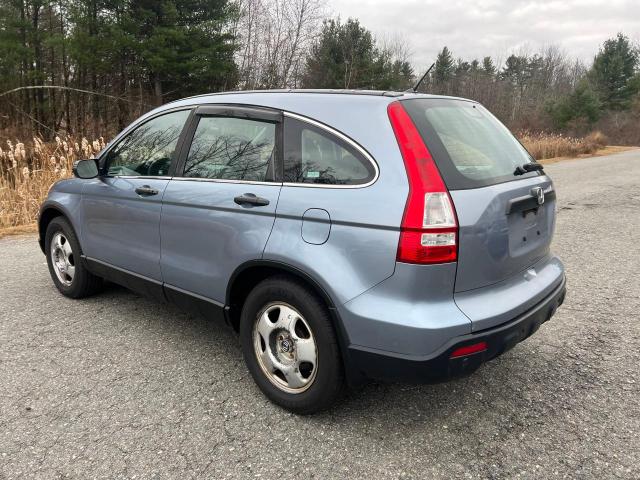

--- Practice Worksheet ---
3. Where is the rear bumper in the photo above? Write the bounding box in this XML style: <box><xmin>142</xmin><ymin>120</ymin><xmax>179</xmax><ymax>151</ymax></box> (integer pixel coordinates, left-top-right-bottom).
<box><xmin>347</xmin><ymin>275</ymin><xmax>566</xmax><ymax>383</ymax></box>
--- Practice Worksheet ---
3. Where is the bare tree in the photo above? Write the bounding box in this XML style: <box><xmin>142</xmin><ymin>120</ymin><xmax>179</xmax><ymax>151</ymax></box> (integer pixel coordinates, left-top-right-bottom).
<box><xmin>234</xmin><ymin>0</ymin><xmax>326</xmax><ymax>89</ymax></box>
<box><xmin>377</xmin><ymin>32</ymin><xmax>414</xmax><ymax>68</ymax></box>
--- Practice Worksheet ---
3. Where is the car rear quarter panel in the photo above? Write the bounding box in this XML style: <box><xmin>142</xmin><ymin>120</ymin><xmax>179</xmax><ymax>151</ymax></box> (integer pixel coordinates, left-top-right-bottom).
<box><xmin>339</xmin><ymin>262</ymin><xmax>471</xmax><ymax>357</ymax></box>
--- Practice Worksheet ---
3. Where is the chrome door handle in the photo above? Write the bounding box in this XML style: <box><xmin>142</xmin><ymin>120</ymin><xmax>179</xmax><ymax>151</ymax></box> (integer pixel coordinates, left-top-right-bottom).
<box><xmin>135</xmin><ymin>185</ymin><xmax>159</xmax><ymax>196</ymax></box>
<box><xmin>234</xmin><ymin>193</ymin><xmax>270</xmax><ymax>207</ymax></box>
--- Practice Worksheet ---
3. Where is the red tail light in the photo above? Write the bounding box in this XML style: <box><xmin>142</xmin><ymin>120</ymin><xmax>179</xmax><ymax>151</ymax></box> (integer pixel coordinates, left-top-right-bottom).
<box><xmin>387</xmin><ymin>101</ymin><xmax>458</xmax><ymax>264</ymax></box>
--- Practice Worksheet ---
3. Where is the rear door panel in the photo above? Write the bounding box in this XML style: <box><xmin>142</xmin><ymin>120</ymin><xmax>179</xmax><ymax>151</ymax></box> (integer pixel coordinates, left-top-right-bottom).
<box><xmin>160</xmin><ymin>180</ymin><xmax>280</xmax><ymax>303</ymax></box>
<box><xmin>159</xmin><ymin>104</ymin><xmax>282</xmax><ymax>304</ymax></box>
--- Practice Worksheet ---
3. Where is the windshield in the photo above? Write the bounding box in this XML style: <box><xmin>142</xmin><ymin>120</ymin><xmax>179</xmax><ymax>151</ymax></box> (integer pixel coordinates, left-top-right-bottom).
<box><xmin>402</xmin><ymin>98</ymin><xmax>539</xmax><ymax>189</ymax></box>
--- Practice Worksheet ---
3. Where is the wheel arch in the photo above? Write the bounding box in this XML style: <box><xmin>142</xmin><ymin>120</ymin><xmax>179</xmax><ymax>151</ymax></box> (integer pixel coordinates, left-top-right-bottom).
<box><xmin>38</xmin><ymin>203</ymin><xmax>83</xmax><ymax>254</ymax></box>
<box><xmin>226</xmin><ymin>260</ymin><xmax>338</xmax><ymax>330</ymax></box>
<box><xmin>38</xmin><ymin>205</ymin><xmax>66</xmax><ymax>253</ymax></box>
<box><xmin>225</xmin><ymin>260</ymin><xmax>363</xmax><ymax>385</ymax></box>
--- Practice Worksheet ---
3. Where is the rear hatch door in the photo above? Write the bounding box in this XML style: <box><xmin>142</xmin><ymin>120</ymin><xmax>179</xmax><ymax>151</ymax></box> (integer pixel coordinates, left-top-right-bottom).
<box><xmin>403</xmin><ymin>98</ymin><xmax>562</xmax><ymax>330</ymax></box>
<box><xmin>450</xmin><ymin>176</ymin><xmax>555</xmax><ymax>292</ymax></box>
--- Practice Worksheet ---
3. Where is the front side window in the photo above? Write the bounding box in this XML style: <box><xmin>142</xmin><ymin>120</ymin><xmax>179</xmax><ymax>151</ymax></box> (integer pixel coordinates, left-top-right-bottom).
<box><xmin>284</xmin><ymin>118</ymin><xmax>376</xmax><ymax>186</ymax></box>
<box><xmin>182</xmin><ymin>116</ymin><xmax>276</xmax><ymax>182</ymax></box>
<box><xmin>106</xmin><ymin>109</ymin><xmax>190</xmax><ymax>176</ymax></box>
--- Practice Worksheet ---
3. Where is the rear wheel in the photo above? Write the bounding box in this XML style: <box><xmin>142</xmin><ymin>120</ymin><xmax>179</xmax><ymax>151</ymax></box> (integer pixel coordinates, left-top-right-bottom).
<box><xmin>45</xmin><ymin>217</ymin><xmax>102</xmax><ymax>298</ymax></box>
<box><xmin>240</xmin><ymin>276</ymin><xmax>344</xmax><ymax>414</ymax></box>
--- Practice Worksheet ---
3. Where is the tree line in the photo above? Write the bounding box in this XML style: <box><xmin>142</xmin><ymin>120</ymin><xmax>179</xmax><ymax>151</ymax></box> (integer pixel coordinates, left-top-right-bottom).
<box><xmin>426</xmin><ymin>34</ymin><xmax>640</xmax><ymax>139</ymax></box>
<box><xmin>0</xmin><ymin>0</ymin><xmax>239</xmax><ymax>137</ymax></box>
<box><xmin>0</xmin><ymin>0</ymin><xmax>638</xmax><ymax>143</ymax></box>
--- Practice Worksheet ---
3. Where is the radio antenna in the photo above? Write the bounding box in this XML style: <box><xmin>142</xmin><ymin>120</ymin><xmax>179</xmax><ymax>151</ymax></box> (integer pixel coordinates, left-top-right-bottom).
<box><xmin>408</xmin><ymin>62</ymin><xmax>435</xmax><ymax>93</ymax></box>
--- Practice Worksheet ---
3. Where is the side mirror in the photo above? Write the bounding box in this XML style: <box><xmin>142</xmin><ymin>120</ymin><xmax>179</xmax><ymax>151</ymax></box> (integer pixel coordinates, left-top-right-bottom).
<box><xmin>73</xmin><ymin>158</ymin><xmax>99</xmax><ymax>179</ymax></box>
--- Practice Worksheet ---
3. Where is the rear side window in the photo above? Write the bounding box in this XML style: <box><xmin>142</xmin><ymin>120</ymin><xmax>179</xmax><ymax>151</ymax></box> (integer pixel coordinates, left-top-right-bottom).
<box><xmin>402</xmin><ymin>99</ymin><xmax>539</xmax><ymax>189</ymax></box>
<box><xmin>284</xmin><ymin>117</ymin><xmax>376</xmax><ymax>186</ymax></box>
<box><xmin>183</xmin><ymin>116</ymin><xmax>276</xmax><ymax>182</ymax></box>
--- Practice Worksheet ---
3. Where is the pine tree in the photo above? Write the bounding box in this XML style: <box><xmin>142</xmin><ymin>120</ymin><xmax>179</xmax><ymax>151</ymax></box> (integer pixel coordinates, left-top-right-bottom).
<box><xmin>302</xmin><ymin>18</ymin><xmax>412</xmax><ymax>90</ymax></box>
<box><xmin>548</xmin><ymin>79</ymin><xmax>601</xmax><ymax>128</ymax></box>
<box><xmin>302</xmin><ymin>18</ymin><xmax>374</xmax><ymax>89</ymax></box>
<box><xmin>589</xmin><ymin>33</ymin><xmax>639</xmax><ymax>109</ymax></box>
<box><xmin>501</xmin><ymin>54</ymin><xmax>529</xmax><ymax>86</ymax></box>
<box><xmin>481</xmin><ymin>56</ymin><xmax>496</xmax><ymax>76</ymax></box>
<box><xmin>433</xmin><ymin>46</ymin><xmax>454</xmax><ymax>88</ymax></box>
<box><xmin>131</xmin><ymin>0</ymin><xmax>238</xmax><ymax>104</ymax></box>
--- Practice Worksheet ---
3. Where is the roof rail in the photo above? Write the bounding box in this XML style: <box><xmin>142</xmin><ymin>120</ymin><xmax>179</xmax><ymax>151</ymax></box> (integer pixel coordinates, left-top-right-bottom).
<box><xmin>164</xmin><ymin>88</ymin><xmax>407</xmax><ymax>105</ymax></box>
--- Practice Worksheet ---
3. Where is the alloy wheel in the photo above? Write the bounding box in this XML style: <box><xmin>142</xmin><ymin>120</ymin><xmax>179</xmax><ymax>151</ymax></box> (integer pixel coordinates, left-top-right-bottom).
<box><xmin>50</xmin><ymin>232</ymin><xmax>75</xmax><ymax>286</ymax></box>
<box><xmin>253</xmin><ymin>303</ymin><xmax>318</xmax><ymax>393</ymax></box>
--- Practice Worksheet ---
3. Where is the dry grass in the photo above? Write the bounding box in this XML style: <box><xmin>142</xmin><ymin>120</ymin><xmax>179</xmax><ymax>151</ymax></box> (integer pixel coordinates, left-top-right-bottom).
<box><xmin>538</xmin><ymin>145</ymin><xmax>638</xmax><ymax>165</ymax></box>
<box><xmin>0</xmin><ymin>136</ymin><xmax>105</xmax><ymax>229</ymax></box>
<box><xmin>0</xmin><ymin>223</ymin><xmax>37</xmax><ymax>239</ymax></box>
<box><xmin>519</xmin><ymin>130</ymin><xmax>609</xmax><ymax>161</ymax></box>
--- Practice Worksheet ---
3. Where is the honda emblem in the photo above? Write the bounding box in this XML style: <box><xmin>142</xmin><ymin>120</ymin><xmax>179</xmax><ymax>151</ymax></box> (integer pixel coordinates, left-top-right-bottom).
<box><xmin>532</xmin><ymin>187</ymin><xmax>545</xmax><ymax>205</ymax></box>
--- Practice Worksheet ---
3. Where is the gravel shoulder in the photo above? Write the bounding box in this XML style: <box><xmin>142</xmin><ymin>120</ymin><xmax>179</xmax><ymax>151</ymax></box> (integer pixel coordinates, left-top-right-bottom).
<box><xmin>1</xmin><ymin>150</ymin><xmax>639</xmax><ymax>479</ymax></box>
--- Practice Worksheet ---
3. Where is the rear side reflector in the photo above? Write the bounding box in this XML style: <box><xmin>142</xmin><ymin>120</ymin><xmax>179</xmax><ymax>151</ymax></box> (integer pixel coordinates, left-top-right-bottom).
<box><xmin>387</xmin><ymin>101</ymin><xmax>459</xmax><ymax>264</ymax></box>
<box><xmin>450</xmin><ymin>341</ymin><xmax>488</xmax><ymax>359</ymax></box>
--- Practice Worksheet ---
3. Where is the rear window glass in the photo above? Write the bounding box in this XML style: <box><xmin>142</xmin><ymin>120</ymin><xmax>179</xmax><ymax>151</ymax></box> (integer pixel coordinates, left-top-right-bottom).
<box><xmin>402</xmin><ymin>99</ymin><xmax>539</xmax><ymax>189</ymax></box>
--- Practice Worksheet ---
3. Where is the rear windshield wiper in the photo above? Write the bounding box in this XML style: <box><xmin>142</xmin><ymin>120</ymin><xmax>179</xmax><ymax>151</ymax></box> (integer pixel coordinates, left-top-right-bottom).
<box><xmin>514</xmin><ymin>163</ymin><xmax>544</xmax><ymax>176</ymax></box>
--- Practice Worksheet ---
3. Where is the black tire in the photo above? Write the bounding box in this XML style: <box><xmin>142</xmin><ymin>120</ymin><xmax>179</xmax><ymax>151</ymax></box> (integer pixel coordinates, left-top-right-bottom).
<box><xmin>44</xmin><ymin>217</ymin><xmax>103</xmax><ymax>298</ymax></box>
<box><xmin>240</xmin><ymin>275</ymin><xmax>344</xmax><ymax>414</ymax></box>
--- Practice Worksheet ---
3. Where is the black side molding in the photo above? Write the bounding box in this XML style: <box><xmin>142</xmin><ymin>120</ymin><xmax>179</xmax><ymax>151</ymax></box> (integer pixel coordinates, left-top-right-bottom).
<box><xmin>83</xmin><ymin>256</ymin><xmax>227</xmax><ymax>324</ymax></box>
<box><xmin>84</xmin><ymin>256</ymin><xmax>166</xmax><ymax>303</ymax></box>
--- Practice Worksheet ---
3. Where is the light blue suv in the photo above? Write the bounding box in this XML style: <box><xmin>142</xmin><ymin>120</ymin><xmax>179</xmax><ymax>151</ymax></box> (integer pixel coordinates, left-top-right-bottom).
<box><xmin>39</xmin><ymin>90</ymin><xmax>566</xmax><ymax>413</ymax></box>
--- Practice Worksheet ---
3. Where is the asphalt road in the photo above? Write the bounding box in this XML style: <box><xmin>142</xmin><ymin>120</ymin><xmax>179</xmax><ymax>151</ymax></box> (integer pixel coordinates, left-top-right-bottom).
<box><xmin>1</xmin><ymin>150</ymin><xmax>639</xmax><ymax>479</ymax></box>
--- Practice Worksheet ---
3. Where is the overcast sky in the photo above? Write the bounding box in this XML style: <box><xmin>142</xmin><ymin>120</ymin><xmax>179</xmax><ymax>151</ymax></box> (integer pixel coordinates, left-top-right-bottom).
<box><xmin>327</xmin><ymin>0</ymin><xmax>640</xmax><ymax>69</ymax></box>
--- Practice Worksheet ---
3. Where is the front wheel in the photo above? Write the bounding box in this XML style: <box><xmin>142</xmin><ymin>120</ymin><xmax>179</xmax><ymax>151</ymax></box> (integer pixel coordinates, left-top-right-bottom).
<box><xmin>240</xmin><ymin>276</ymin><xmax>344</xmax><ymax>414</ymax></box>
<box><xmin>45</xmin><ymin>217</ymin><xmax>102</xmax><ymax>298</ymax></box>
